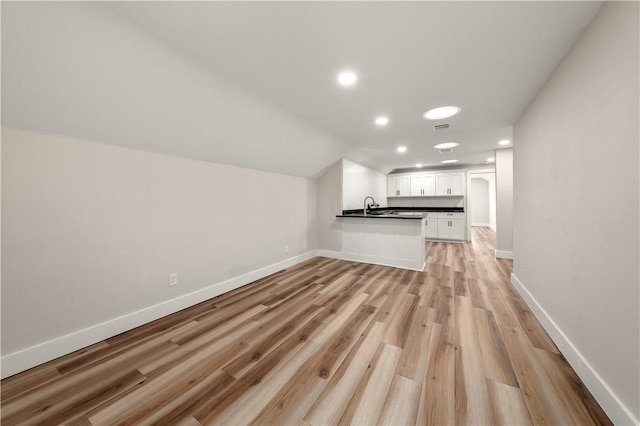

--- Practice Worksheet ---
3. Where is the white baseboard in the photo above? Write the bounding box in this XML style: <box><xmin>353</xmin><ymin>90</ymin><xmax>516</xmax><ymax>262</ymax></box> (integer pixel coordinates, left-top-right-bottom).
<box><xmin>510</xmin><ymin>273</ymin><xmax>639</xmax><ymax>426</ymax></box>
<box><xmin>0</xmin><ymin>251</ymin><xmax>316</xmax><ymax>379</ymax></box>
<box><xmin>495</xmin><ymin>249</ymin><xmax>513</xmax><ymax>259</ymax></box>
<box><xmin>489</xmin><ymin>224</ymin><xmax>497</xmax><ymax>232</ymax></box>
<box><xmin>341</xmin><ymin>253</ymin><xmax>425</xmax><ymax>272</ymax></box>
<box><xmin>472</xmin><ymin>222</ymin><xmax>492</xmax><ymax>227</ymax></box>
<box><xmin>315</xmin><ymin>249</ymin><xmax>343</xmax><ymax>260</ymax></box>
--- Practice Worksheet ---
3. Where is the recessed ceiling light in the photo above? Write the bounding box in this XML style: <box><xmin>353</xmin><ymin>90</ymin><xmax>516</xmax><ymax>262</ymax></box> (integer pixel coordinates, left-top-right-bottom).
<box><xmin>375</xmin><ymin>116</ymin><xmax>389</xmax><ymax>126</ymax></box>
<box><xmin>423</xmin><ymin>106</ymin><xmax>461</xmax><ymax>120</ymax></box>
<box><xmin>337</xmin><ymin>71</ymin><xmax>357</xmax><ymax>86</ymax></box>
<box><xmin>397</xmin><ymin>146</ymin><xmax>407</xmax><ymax>153</ymax></box>
<box><xmin>433</xmin><ymin>142</ymin><xmax>459</xmax><ymax>150</ymax></box>
<box><xmin>499</xmin><ymin>139</ymin><xmax>511</xmax><ymax>146</ymax></box>
<box><xmin>416</xmin><ymin>163</ymin><xmax>423</xmax><ymax>168</ymax></box>
<box><xmin>486</xmin><ymin>157</ymin><xmax>495</xmax><ymax>163</ymax></box>
<box><xmin>441</xmin><ymin>159</ymin><xmax>458</xmax><ymax>164</ymax></box>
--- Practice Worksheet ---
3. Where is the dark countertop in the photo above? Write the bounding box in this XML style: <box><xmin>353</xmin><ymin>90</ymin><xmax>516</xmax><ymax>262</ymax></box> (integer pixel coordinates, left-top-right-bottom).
<box><xmin>336</xmin><ymin>207</ymin><xmax>464</xmax><ymax>220</ymax></box>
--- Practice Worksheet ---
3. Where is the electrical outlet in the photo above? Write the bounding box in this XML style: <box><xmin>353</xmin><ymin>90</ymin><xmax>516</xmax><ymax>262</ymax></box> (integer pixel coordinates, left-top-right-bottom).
<box><xmin>168</xmin><ymin>273</ymin><xmax>178</xmax><ymax>287</ymax></box>
<box><xmin>284</xmin><ymin>245</ymin><xmax>289</xmax><ymax>253</ymax></box>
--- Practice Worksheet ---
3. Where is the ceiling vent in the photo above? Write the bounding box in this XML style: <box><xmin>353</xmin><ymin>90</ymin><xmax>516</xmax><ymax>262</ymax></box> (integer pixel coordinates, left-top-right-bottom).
<box><xmin>433</xmin><ymin>123</ymin><xmax>450</xmax><ymax>131</ymax></box>
<box><xmin>438</xmin><ymin>148</ymin><xmax>454</xmax><ymax>153</ymax></box>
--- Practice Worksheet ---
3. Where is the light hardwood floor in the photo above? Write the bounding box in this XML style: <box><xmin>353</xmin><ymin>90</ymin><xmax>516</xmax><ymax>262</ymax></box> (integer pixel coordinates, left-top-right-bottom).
<box><xmin>1</xmin><ymin>227</ymin><xmax>611</xmax><ymax>425</ymax></box>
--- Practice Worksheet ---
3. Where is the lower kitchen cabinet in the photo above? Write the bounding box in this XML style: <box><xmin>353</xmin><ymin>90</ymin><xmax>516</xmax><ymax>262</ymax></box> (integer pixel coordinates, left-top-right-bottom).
<box><xmin>437</xmin><ymin>218</ymin><xmax>464</xmax><ymax>240</ymax></box>
<box><xmin>424</xmin><ymin>218</ymin><xmax>438</xmax><ymax>239</ymax></box>
<box><xmin>426</xmin><ymin>212</ymin><xmax>465</xmax><ymax>241</ymax></box>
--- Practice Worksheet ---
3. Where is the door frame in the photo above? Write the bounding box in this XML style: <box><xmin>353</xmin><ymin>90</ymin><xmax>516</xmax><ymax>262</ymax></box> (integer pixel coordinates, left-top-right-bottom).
<box><xmin>466</xmin><ymin>168</ymin><xmax>496</xmax><ymax>240</ymax></box>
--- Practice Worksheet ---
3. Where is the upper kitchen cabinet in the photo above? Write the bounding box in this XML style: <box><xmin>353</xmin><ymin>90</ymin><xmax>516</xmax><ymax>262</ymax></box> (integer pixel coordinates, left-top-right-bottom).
<box><xmin>387</xmin><ymin>174</ymin><xmax>410</xmax><ymax>197</ymax></box>
<box><xmin>388</xmin><ymin>170</ymin><xmax>466</xmax><ymax>197</ymax></box>
<box><xmin>436</xmin><ymin>172</ymin><xmax>464</xmax><ymax>196</ymax></box>
<box><xmin>410</xmin><ymin>173</ymin><xmax>436</xmax><ymax>196</ymax></box>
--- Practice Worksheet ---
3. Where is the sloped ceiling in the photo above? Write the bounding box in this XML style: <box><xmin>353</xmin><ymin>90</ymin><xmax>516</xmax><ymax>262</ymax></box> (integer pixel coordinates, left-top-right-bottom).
<box><xmin>2</xmin><ymin>1</ymin><xmax>602</xmax><ymax>177</ymax></box>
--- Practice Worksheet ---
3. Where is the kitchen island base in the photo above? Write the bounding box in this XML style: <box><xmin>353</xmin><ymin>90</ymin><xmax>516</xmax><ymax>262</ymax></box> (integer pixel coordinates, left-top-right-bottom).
<box><xmin>340</xmin><ymin>217</ymin><xmax>425</xmax><ymax>271</ymax></box>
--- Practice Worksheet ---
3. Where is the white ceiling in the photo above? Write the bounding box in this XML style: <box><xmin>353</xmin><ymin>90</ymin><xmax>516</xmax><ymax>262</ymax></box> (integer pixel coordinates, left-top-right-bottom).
<box><xmin>2</xmin><ymin>1</ymin><xmax>602</xmax><ymax>177</ymax></box>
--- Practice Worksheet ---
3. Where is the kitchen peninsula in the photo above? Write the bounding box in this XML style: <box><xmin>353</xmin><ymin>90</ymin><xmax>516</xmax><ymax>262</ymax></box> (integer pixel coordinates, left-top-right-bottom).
<box><xmin>336</xmin><ymin>206</ymin><xmax>464</xmax><ymax>271</ymax></box>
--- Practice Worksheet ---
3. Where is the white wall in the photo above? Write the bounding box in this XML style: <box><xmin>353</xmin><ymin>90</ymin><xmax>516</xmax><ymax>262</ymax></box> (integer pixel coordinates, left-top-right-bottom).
<box><xmin>316</xmin><ymin>160</ymin><xmax>343</xmax><ymax>252</ymax></box>
<box><xmin>470</xmin><ymin>178</ymin><xmax>490</xmax><ymax>225</ymax></box>
<box><xmin>495</xmin><ymin>149</ymin><xmax>513</xmax><ymax>258</ymax></box>
<box><xmin>341</xmin><ymin>159</ymin><xmax>387</xmax><ymax>211</ymax></box>
<box><xmin>488</xmin><ymin>174</ymin><xmax>496</xmax><ymax>231</ymax></box>
<box><xmin>513</xmin><ymin>2</ymin><xmax>639</xmax><ymax>423</ymax></box>
<box><xmin>1</xmin><ymin>128</ymin><xmax>317</xmax><ymax>376</ymax></box>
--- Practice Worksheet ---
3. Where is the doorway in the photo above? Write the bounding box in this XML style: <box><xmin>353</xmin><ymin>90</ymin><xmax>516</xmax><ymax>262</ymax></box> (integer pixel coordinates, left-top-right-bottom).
<box><xmin>467</xmin><ymin>170</ymin><xmax>496</xmax><ymax>240</ymax></box>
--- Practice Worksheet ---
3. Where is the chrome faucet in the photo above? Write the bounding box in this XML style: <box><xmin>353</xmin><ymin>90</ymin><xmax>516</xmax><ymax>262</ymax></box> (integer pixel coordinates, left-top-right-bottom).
<box><xmin>363</xmin><ymin>196</ymin><xmax>379</xmax><ymax>215</ymax></box>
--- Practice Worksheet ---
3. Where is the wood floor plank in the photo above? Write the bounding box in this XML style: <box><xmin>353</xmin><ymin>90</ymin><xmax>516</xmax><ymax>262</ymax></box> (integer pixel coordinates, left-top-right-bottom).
<box><xmin>1</xmin><ymin>227</ymin><xmax>611</xmax><ymax>426</ymax></box>
<box><xmin>303</xmin><ymin>321</ymin><xmax>386</xmax><ymax>425</ymax></box>
<box><xmin>0</xmin><ymin>365</ymin><xmax>62</xmax><ymax>403</ymax></box>
<box><xmin>396</xmin><ymin>306</ymin><xmax>435</xmax><ymax>382</ymax></box>
<box><xmin>338</xmin><ymin>343</ymin><xmax>402</xmax><ymax>426</ymax></box>
<box><xmin>454</xmin><ymin>295</ymin><xmax>494</xmax><ymax>425</ymax></box>
<box><xmin>486</xmin><ymin>379</ymin><xmax>532</xmax><ymax>425</ymax></box>
<box><xmin>378</xmin><ymin>375</ymin><xmax>422</xmax><ymax>426</ymax></box>
<box><xmin>246</xmin><ymin>345</ymin><xmax>329</xmax><ymax>425</ymax></box>
<box><xmin>382</xmin><ymin>293</ymin><xmax>418</xmax><ymax>347</ymax></box>
<box><xmin>473</xmin><ymin>307</ymin><xmax>519</xmax><ymax>387</ymax></box>
<box><xmin>88</xmin><ymin>341</ymin><xmax>247</xmax><ymax>425</ymax></box>
<box><xmin>417</xmin><ymin>324</ymin><xmax>456</xmax><ymax>425</ymax></box>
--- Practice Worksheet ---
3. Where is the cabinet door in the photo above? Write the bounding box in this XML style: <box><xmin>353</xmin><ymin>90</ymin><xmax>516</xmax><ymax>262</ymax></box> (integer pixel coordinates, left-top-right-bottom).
<box><xmin>410</xmin><ymin>175</ymin><xmax>423</xmax><ymax>196</ymax></box>
<box><xmin>437</xmin><ymin>219</ymin><xmax>451</xmax><ymax>239</ymax></box>
<box><xmin>387</xmin><ymin>176</ymin><xmax>398</xmax><ymax>197</ymax></box>
<box><xmin>423</xmin><ymin>174</ymin><xmax>436</xmax><ymax>196</ymax></box>
<box><xmin>436</xmin><ymin>175</ymin><xmax>451</xmax><ymax>195</ymax></box>
<box><xmin>449</xmin><ymin>173</ymin><xmax>463</xmax><ymax>195</ymax></box>
<box><xmin>397</xmin><ymin>176</ymin><xmax>410</xmax><ymax>196</ymax></box>
<box><xmin>449</xmin><ymin>219</ymin><xmax>465</xmax><ymax>240</ymax></box>
<box><xmin>425</xmin><ymin>218</ymin><xmax>438</xmax><ymax>239</ymax></box>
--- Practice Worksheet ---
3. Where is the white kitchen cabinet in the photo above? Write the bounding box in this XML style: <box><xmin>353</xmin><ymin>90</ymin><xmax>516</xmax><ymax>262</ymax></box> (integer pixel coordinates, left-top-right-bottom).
<box><xmin>389</xmin><ymin>170</ymin><xmax>465</xmax><ymax>198</ymax></box>
<box><xmin>424</xmin><ymin>215</ymin><xmax>439</xmax><ymax>239</ymax></box>
<box><xmin>436</xmin><ymin>212</ymin><xmax>465</xmax><ymax>240</ymax></box>
<box><xmin>388</xmin><ymin>175</ymin><xmax>410</xmax><ymax>197</ymax></box>
<box><xmin>449</xmin><ymin>219</ymin><xmax>465</xmax><ymax>240</ymax></box>
<box><xmin>410</xmin><ymin>173</ymin><xmax>436</xmax><ymax>196</ymax></box>
<box><xmin>436</xmin><ymin>172</ymin><xmax>464</xmax><ymax>196</ymax></box>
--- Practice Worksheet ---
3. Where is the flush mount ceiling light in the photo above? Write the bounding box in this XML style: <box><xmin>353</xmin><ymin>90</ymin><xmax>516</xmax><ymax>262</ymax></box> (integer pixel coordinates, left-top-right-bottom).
<box><xmin>375</xmin><ymin>116</ymin><xmax>389</xmax><ymax>126</ymax></box>
<box><xmin>397</xmin><ymin>146</ymin><xmax>407</xmax><ymax>153</ymax></box>
<box><xmin>416</xmin><ymin>163</ymin><xmax>423</xmax><ymax>168</ymax></box>
<box><xmin>485</xmin><ymin>157</ymin><xmax>496</xmax><ymax>163</ymax></box>
<box><xmin>433</xmin><ymin>142</ymin><xmax>459</xmax><ymax>150</ymax></box>
<box><xmin>499</xmin><ymin>139</ymin><xmax>511</xmax><ymax>146</ymax></box>
<box><xmin>423</xmin><ymin>106</ymin><xmax>461</xmax><ymax>120</ymax></box>
<box><xmin>337</xmin><ymin>70</ymin><xmax>357</xmax><ymax>86</ymax></box>
<box><xmin>441</xmin><ymin>159</ymin><xmax>458</xmax><ymax>164</ymax></box>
